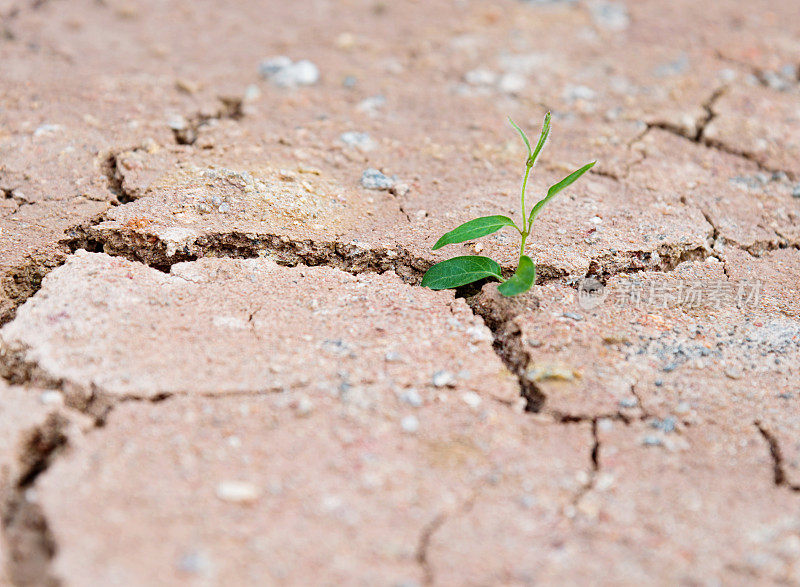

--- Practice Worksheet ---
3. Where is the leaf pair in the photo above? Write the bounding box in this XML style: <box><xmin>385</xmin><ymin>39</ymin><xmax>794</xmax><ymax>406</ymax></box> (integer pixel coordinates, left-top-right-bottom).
<box><xmin>421</xmin><ymin>113</ymin><xmax>596</xmax><ymax>297</ymax></box>
<box><xmin>509</xmin><ymin>112</ymin><xmax>550</xmax><ymax>169</ymax></box>
<box><xmin>420</xmin><ymin>254</ymin><xmax>537</xmax><ymax>294</ymax></box>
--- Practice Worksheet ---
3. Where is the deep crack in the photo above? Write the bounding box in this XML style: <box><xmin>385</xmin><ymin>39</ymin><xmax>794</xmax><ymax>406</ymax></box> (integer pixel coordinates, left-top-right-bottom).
<box><xmin>172</xmin><ymin>95</ymin><xmax>245</xmax><ymax>146</ymax></box>
<box><xmin>0</xmin><ymin>411</ymin><xmax>68</xmax><ymax>587</ymax></box>
<box><xmin>63</xmin><ymin>225</ymin><xmax>431</xmax><ymax>283</ymax></box>
<box><xmin>755</xmin><ymin>422</ymin><xmax>800</xmax><ymax>492</ymax></box>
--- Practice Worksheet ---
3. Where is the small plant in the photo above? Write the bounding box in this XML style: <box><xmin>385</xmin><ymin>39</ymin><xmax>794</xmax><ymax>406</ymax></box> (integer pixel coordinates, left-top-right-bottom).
<box><xmin>421</xmin><ymin>113</ymin><xmax>595</xmax><ymax>296</ymax></box>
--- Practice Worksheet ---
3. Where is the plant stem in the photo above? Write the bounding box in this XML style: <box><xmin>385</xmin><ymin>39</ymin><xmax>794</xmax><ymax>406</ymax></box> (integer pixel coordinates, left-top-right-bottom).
<box><xmin>519</xmin><ymin>231</ymin><xmax>528</xmax><ymax>259</ymax></box>
<box><xmin>520</xmin><ymin>164</ymin><xmax>532</xmax><ymax>234</ymax></box>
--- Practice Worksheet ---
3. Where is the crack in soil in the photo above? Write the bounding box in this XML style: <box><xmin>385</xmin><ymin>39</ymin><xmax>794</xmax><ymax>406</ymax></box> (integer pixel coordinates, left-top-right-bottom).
<box><xmin>569</xmin><ymin>418</ymin><xmax>600</xmax><ymax>510</ymax></box>
<box><xmin>644</xmin><ymin>85</ymin><xmax>796</xmax><ymax>181</ymax></box>
<box><xmin>99</xmin><ymin>150</ymin><xmax>132</xmax><ymax>204</ymax></box>
<box><xmin>755</xmin><ymin>422</ymin><xmax>800</xmax><ymax>492</ymax></box>
<box><xmin>171</xmin><ymin>96</ymin><xmax>245</xmax><ymax>146</ymax></box>
<box><xmin>415</xmin><ymin>488</ymin><xmax>480</xmax><ymax>586</ymax></box>
<box><xmin>63</xmin><ymin>223</ymin><xmax>432</xmax><ymax>283</ymax></box>
<box><xmin>0</xmin><ymin>410</ymin><xmax>68</xmax><ymax>587</ymax></box>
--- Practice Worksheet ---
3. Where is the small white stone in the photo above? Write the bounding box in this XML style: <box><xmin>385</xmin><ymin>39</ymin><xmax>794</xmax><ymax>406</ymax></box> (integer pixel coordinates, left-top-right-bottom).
<box><xmin>464</xmin><ymin>68</ymin><xmax>497</xmax><ymax>86</ymax></box>
<box><xmin>461</xmin><ymin>391</ymin><xmax>482</xmax><ymax>408</ymax></box>
<box><xmin>39</xmin><ymin>391</ymin><xmax>64</xmax><ymax>406</ymax></box>
<box><xmin>498</xmin><ymin>72</ymin><xmax>526</xmax><ymax>94</ymax></box>
<box><xmin>215</xmin><ymin>481</ymin><xmax>260</xmax><ymax>504</ymax></box>
<box><xmin>294</xmin><ymin>396</ymin><xmax>314</xmax><ymax>417</ymax></box>
<box><xmin>401</xmin><ymin>415</ymin><xmax>419</xmax><ymax>433</ymax></box>
<box><xmin>432</xmin><ymin>370</ymin><xmax>456</xmax><ymax>388</ymax></box>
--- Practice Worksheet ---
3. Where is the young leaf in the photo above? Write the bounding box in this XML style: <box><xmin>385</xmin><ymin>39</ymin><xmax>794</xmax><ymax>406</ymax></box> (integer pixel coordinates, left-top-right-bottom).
<box><xmin>421</xmin><ymin>256</ymin><xmax>503</xmax><ymax>290</ymax></box>
<box><xmin>432</xmin><ymin>215</ymin><xmax>518</xmax><ymax>250</ymax></box>
<box><xmin>528</xmin><ymin>160</ymin><xmax>596</xmax><ymax>225</ymax></box>
<box><xmin>497</xmin><ymin>255</ymin><xmax>536</xmax><ymax>297</ymax></box>
<box><xmin>508</xmin><ymin>117</ymin><xmax>532</xmax><ymax>157</ymax></box>
<box><xmin>529</xmin><ymin>111</ymin><xmax>551</xmax><ymax>167</ymax></box>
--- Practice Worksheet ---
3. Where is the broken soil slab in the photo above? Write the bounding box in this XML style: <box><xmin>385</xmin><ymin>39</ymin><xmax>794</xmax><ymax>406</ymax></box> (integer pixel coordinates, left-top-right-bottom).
<box><xmin>474</xmin><ymin>257</ymin><xmax>800</xmax><ymax>418</ymax></box>
<box><xmin>567</xmin><ymin>421</ymin><xmax>800</xmax><ymax>583</ymax></box>
<box><xmin>35</xmin><ymin>394</ymin><xmax>591</xmax><ymax>585</ymax></box>
<box><xmin>429</xmin><ymin>419</ymin><xmax>800</xmax><ymax>584</ymax></box>
<box><xmin>82</xmin><ymin>161</ymin><xmax>425</xmax><ymax>280</ymax></box>
<box><xmin>703</xmin><ymin>83</ymin><xmax>800</xmax><ymax>179</ymax></box>
<box><xmin>0</xmin><ymin>251</ymin><xmax>518</xmax><ymax>406</ymax></box>
<box><xmin>628</xmin><ymin>128</ymin><xmax>800</xmax><ymax>252</ymax></box>
<box><xmin>0</xmin><ymin>382</ymin><xmax>89</xmax><ymax>587</ymax></box>
<box><xmin>723</xmin><ymin>246</ymin><xmax>800</xmax><ymax>318</ymax></box>
<box><xmin>0</xmin><ymin>199</ymin><xmax>109</xmax><ymax>324</ymax></box>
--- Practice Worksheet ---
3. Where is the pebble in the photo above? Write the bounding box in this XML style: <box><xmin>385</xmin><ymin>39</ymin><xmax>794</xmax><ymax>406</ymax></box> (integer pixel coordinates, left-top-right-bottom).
<box><xmin>293</xmin><ymin>396</ymin><xmax>314</xmax><ymax>417</ymax></box>
<box><xmin>498</xmin><ymin>72</ymin><xmax>526</xmax><ymax>94</ymax></box>
<box><xmin>792</xmin><ymin>184</ymin><xmax>800</xmax><ymax>198</ymax></box>
<box><xmin>618</xmin><ymin>397</ymin><xmax>638</xmax><ymax>409</ymax></box>
<box><xmin>361</xmin><ymin>168</ymin><xmax>395</xmax><ymax>190</ymax></box>
<box><xmin>588</xmin><ymin>2</ymin><xmax>630</xmax><ymax>31</ymax></box>
<box><xmin>563</xmin><ymin>85</ymin><xmax>596</xmax><ymax>102</ymax></box>
<box><xmin>724</xmin><ymin>366</ymin><xmax>742</xmax><ymax>380</ymax></box>
<box><xmin>259</xmin><ymin>56</ymin><xmax>320</xmax><ymax>87</ymax></box>
<box><xmin>33</xmin><ymin>123</ymin><xmax>62</xmax><ymax>137</ymax></box>
<box><xmin>461</xmin><ymin>391</ymin><xmax>482</xmax><ymax>408</ymax></box>
<box><xmin>464</xmin><ymin>68</ymin><xmax>497</xmax><ymax>86</ymax></box>
<box><xmin>39</xmin><ymin>390</ymin><xmax>64</xmax><ymax>406</ymax></box>
<box><xmin>654</xmin><ymin>54</ymin><xmax>689</xmax><ymax>77</ymax></box>
<box><xmin>357</xmin><ymin>95</ymin><xmax>386</xmax><ymax>115</ymax></box>
<box><xmin>177</xmin><ymin>551</ymin><xmax>211</xmax><ymax>575</ymax></box>
<box><xmin>385</xmin><ymin>350</ymin><xmax>401</xmax><ymax>362</ymax></box>
<box><xmin>215</xmin><ymin>481</ymin><xmax>260</xmax><ymax>504</ymax></box>
<box><xmin>340</xmin><ymin>131</ymin><xmax>376</xmax><ymax>151</ymax></box>
<box><xmin>401</xmin><ymin>415</ymin><xmax>420</xmax><ymax>433</ymax></box>
<box><xmin>641</xmin><ymin>435</ymin><xmax>663</xmax><ymax>447</ymax></box>
<box><xmin>563</xmin><ymin>312</ymin><xmax>584</xmax><ymax>321</ymax></box>
<box><xmin>399</xmin><ymin>389</ymin><xmax>423</xmax><ymax>407</ymax></box>
<box><xmin>432</xmin><ymin>370</ymin><xmax>456</xmax><ymax>388</ymax></box>
<box><xmin>762</xmin><ymin>71</ymin><xmax>790</xmax><ymax>92</ymax></box>
<box><xmin>650</xmin><ymin>416</ymin><xmax>677</xmax><ymax>434</ymax></box>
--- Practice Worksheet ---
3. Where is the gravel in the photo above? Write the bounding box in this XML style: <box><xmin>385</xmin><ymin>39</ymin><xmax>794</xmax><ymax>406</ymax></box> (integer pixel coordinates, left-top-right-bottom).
<box><xmin>398</xmin><ymin>389</ymin><xmax>423</xmax><ymax>407</ymax></box>
<box><xmin>361</xmin><ymin>168</ymin><xmax>395</xmax><ymax>190</ymax></box>
<box><xmin>259</xmin><ymin>56</ymin><xmax>320</xmax><ymax>87</ymax></box>
<box><xmin>588</xmin><ymin>1</ymin><xmax>630</xmax><ymax>31</ymax></box>
<box><xmin>432</xmin><ymin>370</ymin><xmax>456</xmax><ymax>388</ymax></box>
<box><xmin>340</xmin><ymin>131</ymin><xmax>376</xmax><ymax>152</ymax></box>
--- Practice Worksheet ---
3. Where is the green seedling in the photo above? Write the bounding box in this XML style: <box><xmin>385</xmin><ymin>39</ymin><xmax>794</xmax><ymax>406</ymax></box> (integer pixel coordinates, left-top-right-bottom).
<box><xmin>421</xmin><ymin>113</ymin><xmax>595</xmax><ymax>296</ymax></box>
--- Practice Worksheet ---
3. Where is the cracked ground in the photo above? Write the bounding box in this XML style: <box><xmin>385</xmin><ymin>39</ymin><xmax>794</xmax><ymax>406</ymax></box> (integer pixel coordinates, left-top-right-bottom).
<box><xmin>1</xmin><ymin>0</ymin><xmax>800</xmax><ymax>584</ymax></box>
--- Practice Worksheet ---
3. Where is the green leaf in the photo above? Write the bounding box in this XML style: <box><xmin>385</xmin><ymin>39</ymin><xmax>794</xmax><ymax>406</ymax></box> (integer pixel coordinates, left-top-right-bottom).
<box><xmin>528</xmin><ymin>160</ymin><xmax>596</xmax><ymax>225</ymax></box>
<box><xmin>421</xmin><ymin>256</ymin><xmax>503</xmax><ymax>290</ymax></box>
<box><xmin>508</xmin><ymin>117</ymin><xmax>531</xmax><ymax>157</ymax></box>
<box><xmin>497</xmin><ymin>255</ymin><xmax>536</xmax><ymax>297</ymax></box>
<box><xmin>529</xmin><ymin>111</ymin><xmax>551</xmax><ymax>167</ymax></box>
<box><xmin>432</xmin><ymin>215</ymin><xmax>518</xmax><ymax>250</ymax></box>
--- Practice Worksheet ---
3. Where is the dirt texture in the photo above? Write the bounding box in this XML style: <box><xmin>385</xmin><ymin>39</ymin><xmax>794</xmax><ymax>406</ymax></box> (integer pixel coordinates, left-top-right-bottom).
<box><xmin>1</xmin><ymin>0</ymin><xmax>799</xmax><ymax>584</ymax></box>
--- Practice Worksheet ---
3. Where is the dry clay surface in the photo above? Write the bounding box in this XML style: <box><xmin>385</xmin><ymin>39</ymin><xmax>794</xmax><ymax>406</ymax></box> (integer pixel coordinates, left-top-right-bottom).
<box><xmin>1</xmin><ymin>0</ymin><xmax>800</xmax><ymax>584</ymax></box>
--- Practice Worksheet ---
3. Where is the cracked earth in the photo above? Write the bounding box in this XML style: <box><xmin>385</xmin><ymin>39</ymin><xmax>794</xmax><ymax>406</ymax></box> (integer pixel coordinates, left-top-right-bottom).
<box><xmin>1</xmin><ymin>0</ymin><xmax>800</xmax><ymax>585</ymax></box>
